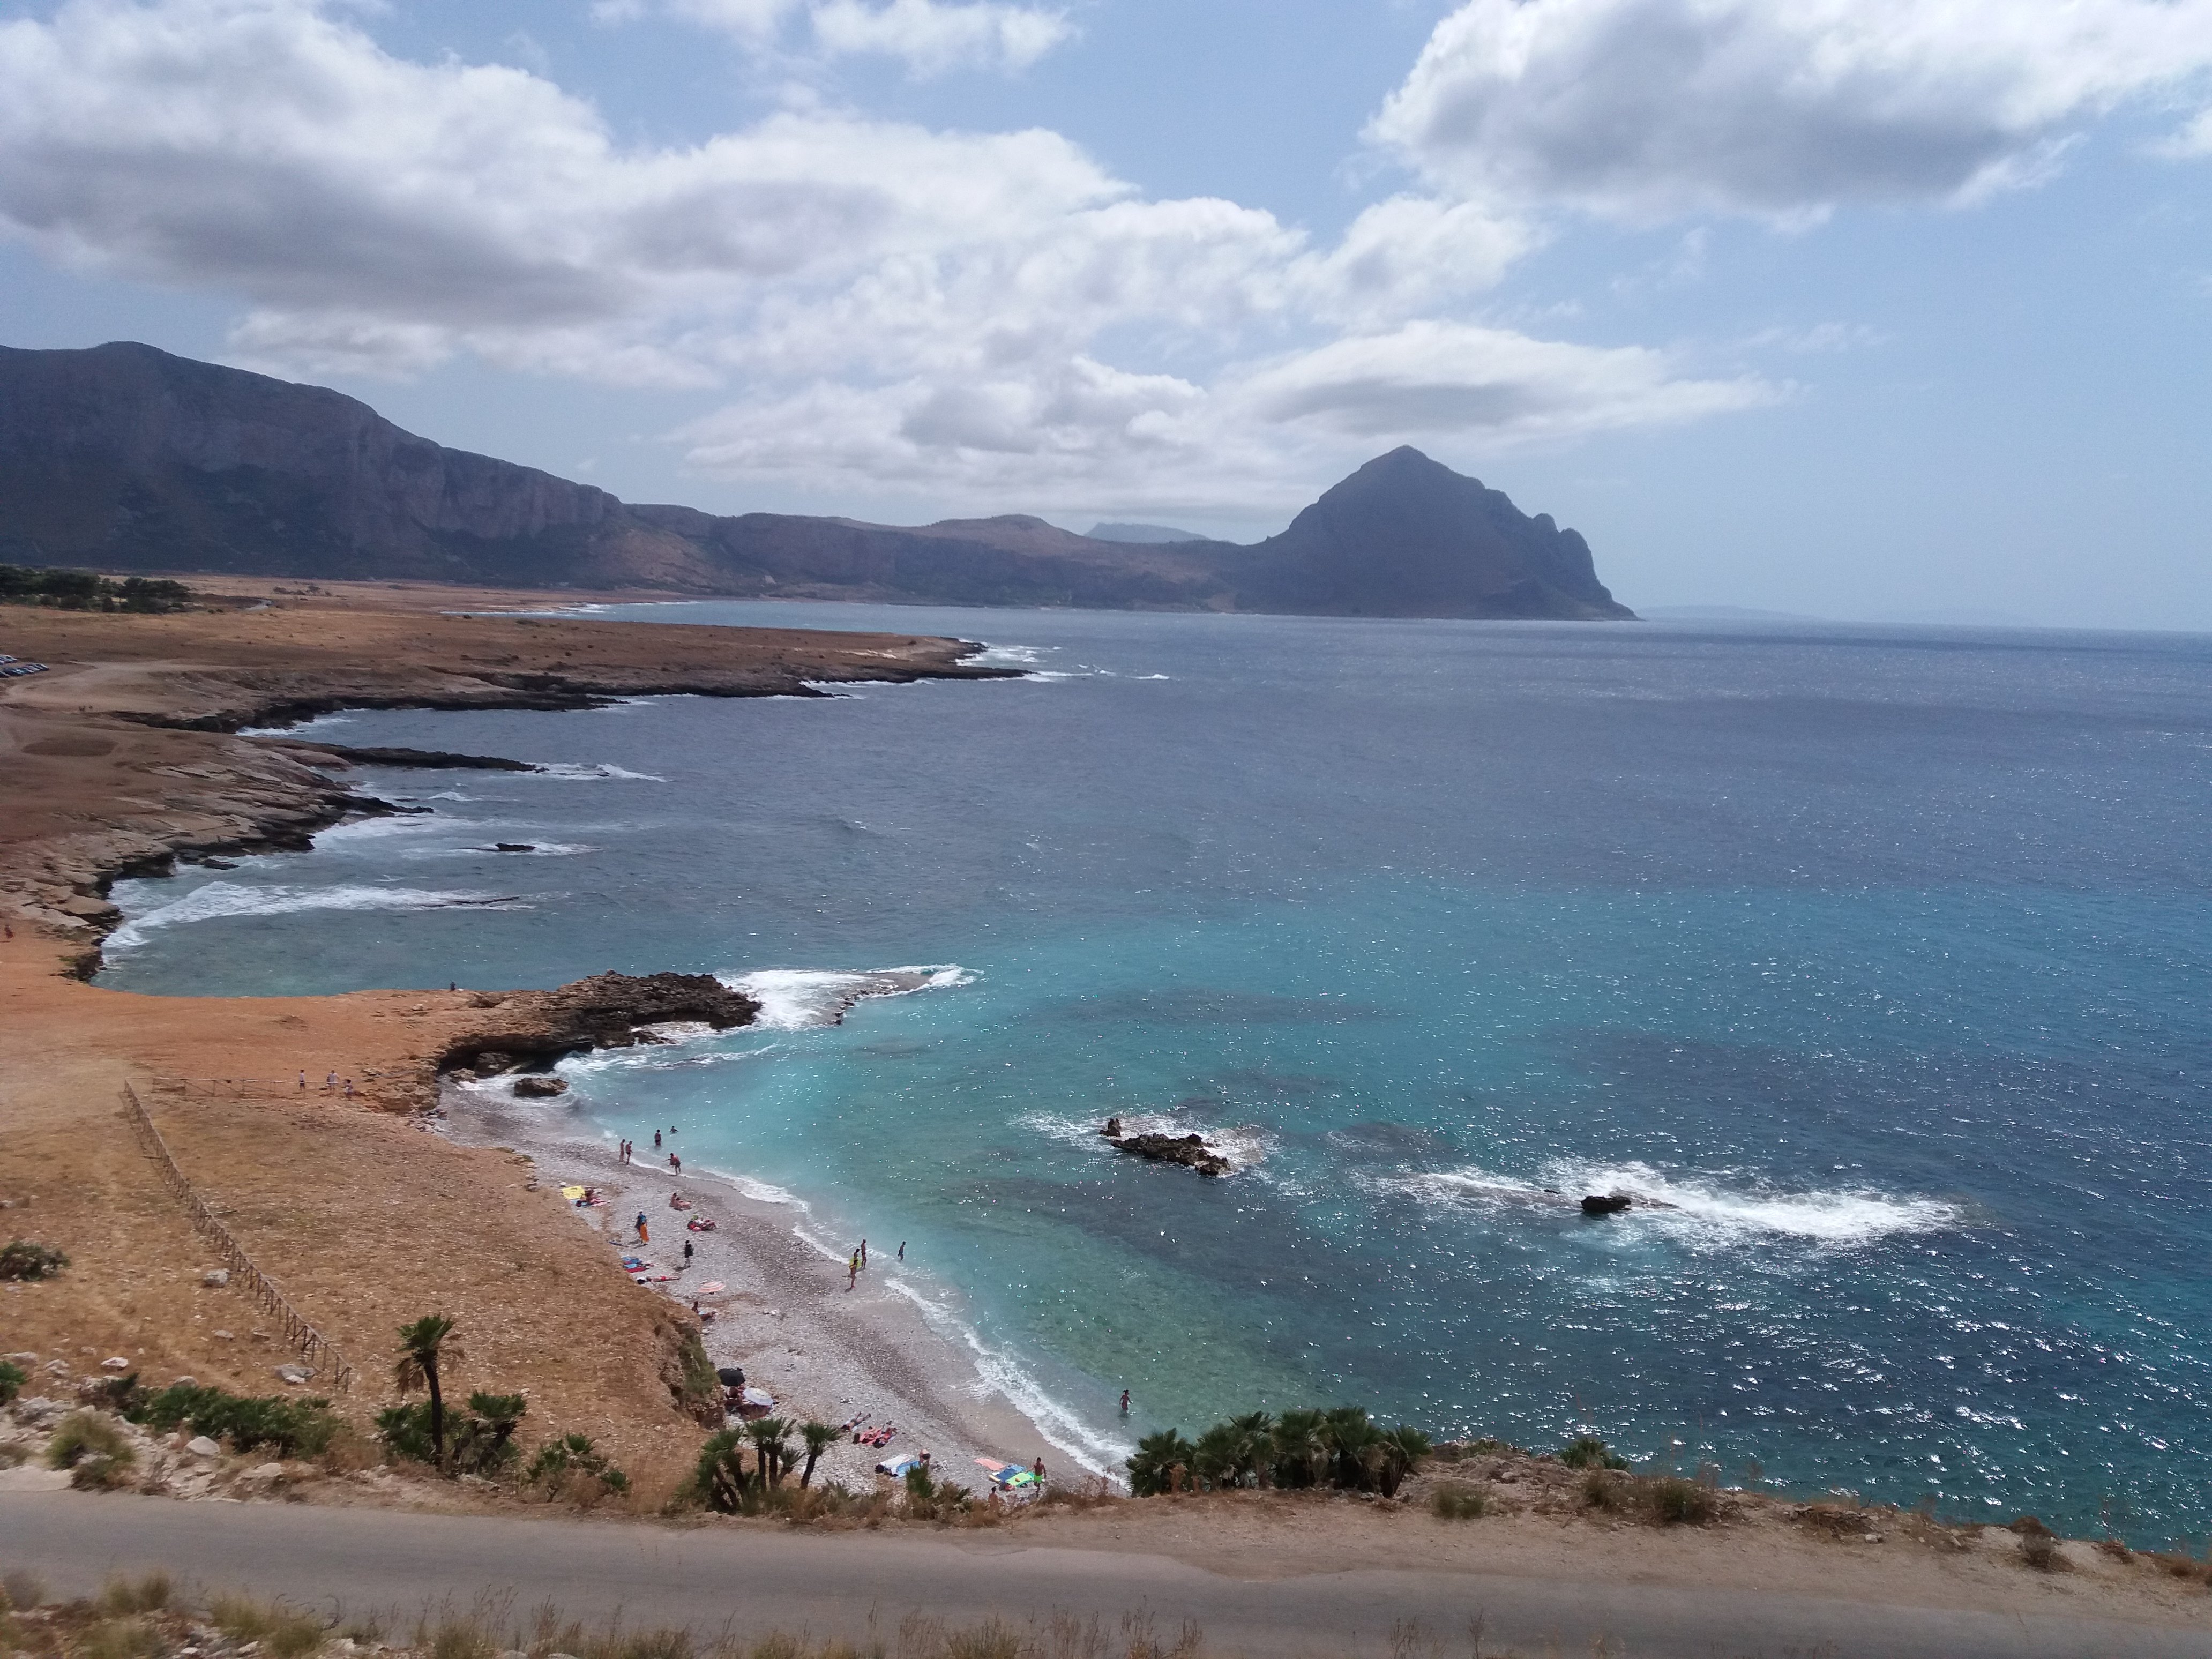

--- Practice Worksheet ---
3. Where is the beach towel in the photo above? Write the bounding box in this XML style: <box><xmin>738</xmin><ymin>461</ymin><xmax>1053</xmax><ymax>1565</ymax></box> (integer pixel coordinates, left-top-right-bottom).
<box><xmin>697</xmin><ymin>1281</ymin><xmax>725</xmax><ymax>1295</ymax></box>
<box><xmin>876</xmin><ymin>1454</ymin><xmax>922</xmax><ymax>1478</ymax></box>
<box><xmin>686</xmin><ymin>1217</ymin><xmax>716</xmax><ymax>1231</ymax></box>
<box><xmin>562</xmin><ymin>1185</ymin><xmax>587</xmax><ymax>1201</ymax></box>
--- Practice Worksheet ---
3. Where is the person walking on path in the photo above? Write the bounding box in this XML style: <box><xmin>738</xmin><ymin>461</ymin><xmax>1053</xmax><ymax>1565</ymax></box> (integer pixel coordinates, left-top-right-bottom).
<box><xmin>297</xmin><ymin>1071</ymin><xmax>306</xmax><ymax>1090</ymax></box>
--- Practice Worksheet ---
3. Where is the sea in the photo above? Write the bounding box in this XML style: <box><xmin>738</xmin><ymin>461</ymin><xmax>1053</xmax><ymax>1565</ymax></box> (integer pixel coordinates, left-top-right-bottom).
<box><xmin>99</xmin><ymin>604</ymin><xmax>2212</xmax><ymax>1545</ymax></box>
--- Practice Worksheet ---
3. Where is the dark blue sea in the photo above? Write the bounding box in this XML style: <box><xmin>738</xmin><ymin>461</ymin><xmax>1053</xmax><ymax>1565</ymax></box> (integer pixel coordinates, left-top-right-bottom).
<box><xmin>101</xmin><ymin>606</ymin><xmax>2212</xmax><ymax>1544</ymax></box>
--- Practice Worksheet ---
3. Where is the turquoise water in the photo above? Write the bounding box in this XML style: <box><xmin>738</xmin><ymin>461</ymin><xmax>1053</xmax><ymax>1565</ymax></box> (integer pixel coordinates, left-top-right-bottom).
<box><xmin>101</xmin><ymin>608</ymin><xmax>2212</xmax><ymax>1542</ymax></box>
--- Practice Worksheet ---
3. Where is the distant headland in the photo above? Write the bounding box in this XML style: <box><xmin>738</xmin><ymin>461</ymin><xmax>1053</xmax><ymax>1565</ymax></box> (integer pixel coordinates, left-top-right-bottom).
<box><xmin>0</xmin><ymin>341</ymin><xmax>1632</xmax><ymax>621</ymax></box>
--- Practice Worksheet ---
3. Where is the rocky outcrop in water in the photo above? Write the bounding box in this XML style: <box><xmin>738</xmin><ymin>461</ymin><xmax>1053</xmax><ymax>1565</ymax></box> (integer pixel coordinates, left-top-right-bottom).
<box><xmin>441</xmin><ymin>972</ymin><xmax>759</xmax><ymax>1074</ymax></box>
<box><xmin>1102</xmin><ymin>1121</ymin><xmax>1234</xmax><ymax>1178</ymax></box>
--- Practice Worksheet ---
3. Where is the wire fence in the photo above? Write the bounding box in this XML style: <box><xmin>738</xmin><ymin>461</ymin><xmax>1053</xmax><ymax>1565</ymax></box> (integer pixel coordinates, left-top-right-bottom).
<box><xmin>121</xmin><ymin>1081</ymin><xmax>355</xmax><ymax>1392</ymax></box>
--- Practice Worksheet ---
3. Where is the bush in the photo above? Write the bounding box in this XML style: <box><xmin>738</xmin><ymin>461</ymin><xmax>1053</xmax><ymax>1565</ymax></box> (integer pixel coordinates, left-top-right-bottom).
<box><xmin>3</xmin><ymin>1570</ymin><xmax>47</xmax><ymax>1611</ymax></box>
<box><xmin>0</xmin><ymin>566</ymin><xmax>192</xmax><ymax>612</ymax></box>
<box><xmin>0</xmin><ymin>1360</ymin><xmax>23</xmax><ymax>1404</ymax></box>
<box><xmin>47</xmin><ymin>1410</ymin><xmax>136</xmax><ymax>1489</ymax></box>
<box><xmin>526</xmin><ymin>1433</ymin><xmax>631</xmax><ymax>1501</ymax></box>
<box><xmin>1430</xmin><ymin>1483</ymin><xmax>1488</xmax><ymax>1520</ymax></box>
<box><xmin>0</xmin><ymin>1240</ymin><xmax>68</xmax><ymax>1281</ymax></box>
<box><xmin>98</xmin><ymin>1573</ymin><xmax>173</xmax><ymax>1616</ymax></box>
<box><xmin>2019</xmin><ymin>1531</ymin><xmax>2062</xmax><ymax>1571</ymax></box>
<box><xmin>133</xmin><ymin>1382</ymin><xmax>339</xmax><ymax>1459</ymax></box>
<box><xmin>1559</xmin><ymin>1434</ymin><xmax>1629</xmax><ymax>1471</ymax></box>
<box><xmin>208</xmin><ymin>1592</ymin><xmax>330</xmax><ymax>1659</ymax></box>
<box><xmin>80</xmin><ymin>1618</ymin><xmax>162</xmax><ymax>1659</ymax></box>
<box><xmin>378</xmin><ymin>1392</ymin><xmax>526</xmax><ymax>1475</ymax></box>
<box><xmin>1645</xmin><ymin>1476</ymin><xmax>1717</xmax><ymax>1526</ymax></box>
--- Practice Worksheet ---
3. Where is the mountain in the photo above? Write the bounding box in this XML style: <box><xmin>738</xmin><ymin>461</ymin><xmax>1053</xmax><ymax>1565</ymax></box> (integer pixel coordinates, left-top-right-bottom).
<box><xmin>1086</xmin><ymin>521</ymin><xmax>1208</xmax><ymax>544</ymax></box>
<box><xmin>0</xmin><ymin>342</ymin><xmax>1632</xmax><ymax>620</ymax></box>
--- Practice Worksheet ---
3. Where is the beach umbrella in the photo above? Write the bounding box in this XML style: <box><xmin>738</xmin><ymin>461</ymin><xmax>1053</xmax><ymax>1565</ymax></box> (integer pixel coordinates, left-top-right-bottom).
<box><xmin>716</xmin><ymin>1367</ymin><xmax>745</xmax><ymax>1386</ymax></box>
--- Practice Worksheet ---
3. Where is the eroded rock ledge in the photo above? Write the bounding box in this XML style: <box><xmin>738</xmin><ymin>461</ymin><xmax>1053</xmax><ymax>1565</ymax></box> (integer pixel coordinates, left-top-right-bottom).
<box><xmin>440</xmin><ymin>971</ymin><xmax>761</xmax><ymax>1079</ymax></box>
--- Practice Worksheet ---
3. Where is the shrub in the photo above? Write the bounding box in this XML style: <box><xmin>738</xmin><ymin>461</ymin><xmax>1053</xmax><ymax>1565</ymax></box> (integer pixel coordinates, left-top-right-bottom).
<box><xmin>526</xmin><ymin>1433</ymin><xmax>631</xmax><ymax>1501</ymax></box>
<box><xmin>47</xmin><ymin>1410</ymin><xmax>136</xmax><ymax>1489</ymax></box>
<box><xmin>379</xmin><ymin>1392</ymin><xmax>526</xmax><ymax>1475</ymax></box>
<box><xmin>1578</xmin><ymin>1468</ymin><xmax>1619</xmax><ymax>1511</ymax></box>
<box><xmin>0</xmin><ymin>566</ymin><xmax>191</xmax><ymax>612</ymax></box>
<box><xmin>2018</xmin><ymin>1531</ymin><xmax>2063</xmax><ymax>1572</ymax></box>
<box><xmin>1559</xmin><ymin>1434</ymin><xmax>1629</xmax><ymax>1471</ymax></box>
<box><xmin>0</xmin><ymin>1359</ymin><xmax>24</xmax><ymax>1404</ymax></box>
<box><xmin>98</xmin><ymin>1573</ymin><xmax>174</xmax><ymax>1616</ymax></box>
<box><xmin>134</xmin><ymin>1382</ymin><xmax>339</xmax><ymax>1459</ymax></box>
<box><xmin>1125</xmin><ymin>1430</ymin><xmax>1195</xmax><ymax>1497</ymax></box>
<box><xmin>0</xmin><ymin>1240</ymin><xmax>68</xmax><ymax>1281</ymax></box>
<box><xmin>81</xmin><ymin>1617</ymin><xmax>163</xmax><ymax>1659</ymax></box>
<box><xmin>1430</xmin><ymin>1483</ymin><xmax>1488</xmax><ymax>1520</ymax></box>
<box><xmin>208</xmin><ymin>1592</ymin><xmax>330</xmax><ymax>1659</ymax></box>
<box><xmin>2</xmin><ymin>1570</ymin><xmax>47</xmax><ymax>1611</ymax></box>
<box><xmin>1645</xmin><ymin>1476</ymin><xmax>1717</xmax><ymax>1526</ymax></box>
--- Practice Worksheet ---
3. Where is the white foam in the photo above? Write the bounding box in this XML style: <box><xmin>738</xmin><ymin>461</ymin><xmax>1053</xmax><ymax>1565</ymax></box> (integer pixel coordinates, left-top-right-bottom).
<box><xmin>1386</xmin><ymin>1160</ymin><xmax>1960</xmax><ymax>1245</ymax></box>
<box><xmin>107</xmin><ymin>881</ymin><xmax>532</xmax><ymax>951</ymax></box>
<box><xmin>526</xmin><ymin>762</ymin><xmax>664</xmax><ymax>781</ymax></box>
<box><xmin>718</xmin><ymin>963</ymin><xmax>975</xmax><ymax>1031</ymax></box>
<box><xmin>312</xmin><ymin>814</ymin><xmax>446</xmax><ymax>843</ymax></box>
<box><xmin>972</xmin><ymin>643</ymin><xmax>1047</xmax><ymax>668</ymax></box>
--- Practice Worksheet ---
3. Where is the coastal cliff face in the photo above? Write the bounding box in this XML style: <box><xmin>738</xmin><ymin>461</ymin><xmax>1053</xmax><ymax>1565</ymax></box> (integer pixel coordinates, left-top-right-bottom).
<box><xmin>0</xmin><ymin>341</ymin><xmax>1633</xmax><ymax>620</ymax></box>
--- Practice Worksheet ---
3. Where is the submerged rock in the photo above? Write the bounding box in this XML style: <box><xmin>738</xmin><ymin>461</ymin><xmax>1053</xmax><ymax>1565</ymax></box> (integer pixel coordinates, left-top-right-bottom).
<box><xmin>511</xmin><ymin>1075</ymin><xmax>569</xmax><ymax>1098</ymax></box>
<box><xmin>1580</xmin><ymin>1193</ymin><xmax>1633</xmax><ymax>1216</ymax></box>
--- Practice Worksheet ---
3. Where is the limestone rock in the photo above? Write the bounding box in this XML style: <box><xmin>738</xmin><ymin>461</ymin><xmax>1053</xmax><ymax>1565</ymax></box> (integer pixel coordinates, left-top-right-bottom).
<box><xmin>510</xmin><ymin>1075</ymin><xmax>569</xmax><ymax>1098</ymax></box>
<box><xmin>201</xmin><ymin>1269</ymin><xmax>230</xmax><ymax>1288</ymax></box>
<box><xmin>186</xmin><ymin>1436</ymin><xmax>221</xmax><ymax>1458</ymax></box>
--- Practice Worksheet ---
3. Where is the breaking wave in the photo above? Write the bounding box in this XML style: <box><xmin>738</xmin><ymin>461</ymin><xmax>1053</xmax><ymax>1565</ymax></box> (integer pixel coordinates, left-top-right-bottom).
<box><xmin>1382</xmin><ymin>1159</ymin><xmax>1961</xmax><ymax>1245</ymax></box>
<box><xmin>526</xmin><ymin>762</ymin><xmax>664</xmax><ymax>781</ymax></box>
<box><xmin>716</xmin><ymin>964</ymin><xmax>975</xmax><ymax>1030</ymax></box>
<box><xmin>108</xmin><ymin>882</ymin><xmax>532</xmax><ymax>951</ymax></box>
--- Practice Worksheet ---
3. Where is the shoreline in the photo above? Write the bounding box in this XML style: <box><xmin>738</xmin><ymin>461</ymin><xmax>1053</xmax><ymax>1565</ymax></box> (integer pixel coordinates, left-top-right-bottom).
<box><xmin>437</xmin><ymin>1073</ymin><xmax>1123</xmax><ymax>1489</ymax></box>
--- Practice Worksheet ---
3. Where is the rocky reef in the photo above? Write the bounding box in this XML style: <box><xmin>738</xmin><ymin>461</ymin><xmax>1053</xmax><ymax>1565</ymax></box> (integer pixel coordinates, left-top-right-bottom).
<box><xmin>1100</xmin><ymin>1117</ymin><xmax>1234</xmax><ymax>1179</ymax></box>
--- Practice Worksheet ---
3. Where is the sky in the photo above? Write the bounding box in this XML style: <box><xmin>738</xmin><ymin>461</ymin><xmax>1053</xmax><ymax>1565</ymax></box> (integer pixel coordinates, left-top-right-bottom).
<box><xmin>2</xmin><ymin>0</ymin><xmax>2210</xmax><ymax>626</ymax></box>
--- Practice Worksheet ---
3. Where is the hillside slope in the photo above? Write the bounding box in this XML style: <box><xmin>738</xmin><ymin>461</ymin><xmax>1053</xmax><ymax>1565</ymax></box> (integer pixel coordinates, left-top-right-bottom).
<box><xmin>0</xmin><ymin>341</ymin><xmax>1631</xmax><ymax>619</ymax></box>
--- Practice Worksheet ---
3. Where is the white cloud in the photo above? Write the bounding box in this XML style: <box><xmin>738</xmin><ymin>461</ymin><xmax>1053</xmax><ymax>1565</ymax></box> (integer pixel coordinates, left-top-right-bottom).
<box><xmin>0</xmin><ymin>0</ymin><xmax>1771</xmax><ymax>512</ymax></box>
<box><xmin>1373</xmin><ymin>0</ymin><xmax>2212</xmax><ymax>220</ymax></box>
<box><xmin>611</xmin><ymin>0</ymin><xmax>1071</xmax><ymax>75</ymax></box>
<box><xmin>811</xmin><ymin>0</ymin><xmax>1072</xmax><ymax>74</ymax></box>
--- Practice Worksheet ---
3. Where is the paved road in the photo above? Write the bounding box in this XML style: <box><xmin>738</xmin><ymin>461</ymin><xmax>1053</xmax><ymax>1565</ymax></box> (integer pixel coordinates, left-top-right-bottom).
<box><xmin>2</xmin><ymin>1493</ymin><xmax>2205</xmax><ymax>1658</ymax></box>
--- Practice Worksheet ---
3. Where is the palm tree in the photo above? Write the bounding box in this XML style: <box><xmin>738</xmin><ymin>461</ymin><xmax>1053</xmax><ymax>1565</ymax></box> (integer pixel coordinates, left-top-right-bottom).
<box><xmin>797</xmin><ymin>1421</ymin><xmax>839</xmax><ymax>1488</ymax></box>
<box><xmin>1324</xmin><ymin>1406</ymin><xmax>1377</xmax><ymax>1490</ymax></box>
<box><xmin>464</xmin><ymin>1391</ymin><xmax>528</xmax><ymax>1472</ymax></box>
<box><xmin>1126</xmin><ymin>1428</ymin><xmax>1195</xmax><ymax>1497</ymax></box>
<box><xmin>393</xmin><ymin>1314</ymin><xmax>462</xmax><ymax>1464</ymax></box>
<box><xmin>1269</xmin><ymin>1409</ymin><xmax>1325</xmax><ymax>1489</ymax></box>
<box><xmin>1376</xmin><ymin>1424</ymin><xmax>1431</xmax><ymax>1498</ymax></box>
<box><xmin>1191</xmin><ymin>1422</ymin><xmax>1247</xmax><ymax>1491</ymax></box>
<box><xmin>747</xmin><ymin>1416</ymin><xmax>793</xmax><ymax>1486</ymax></box>
<box><xmin>692</xmin><ymin>1428</ymin><xmax>750</xmax><ymax>1512</ymax></box>
<box><xmin>1229</xmin><ymin>1411</ymin><xmax>1276</xmax><ymax>1486</ymax></box>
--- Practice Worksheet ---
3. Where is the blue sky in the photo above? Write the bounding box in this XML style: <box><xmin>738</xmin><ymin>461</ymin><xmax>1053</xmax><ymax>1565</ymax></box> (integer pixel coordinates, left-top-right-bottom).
<box><xmin>3</xmin><ymin>0</ymin><xmax>2209</xmax><ymax>625</ymax></box>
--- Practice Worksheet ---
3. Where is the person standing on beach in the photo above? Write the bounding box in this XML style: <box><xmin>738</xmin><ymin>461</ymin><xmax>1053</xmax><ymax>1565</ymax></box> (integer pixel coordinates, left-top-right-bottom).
<box><xmin>847</xmin><ymin>1252</ymin><xmax>860</xmax><ymax>1291</ymax></box>
<box><xmin>297</xmin><ymin>1071</ymin><xmax>306</xmax><ymax>1090</ymax></box>
<box><xmin>325</xmin><ymin>1070</ymin><xmax>337</xmax><ymax>1090</ymax></box>
<box><xmin>1032</xmin><ymin>1456</ymin><xmax>1046</xmax><ymax>1487</ymax></box>
<box><xmin>683</xmin><ymin>1238</ymin><xmax>693</xmax><ymax>1267</ymax></box>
